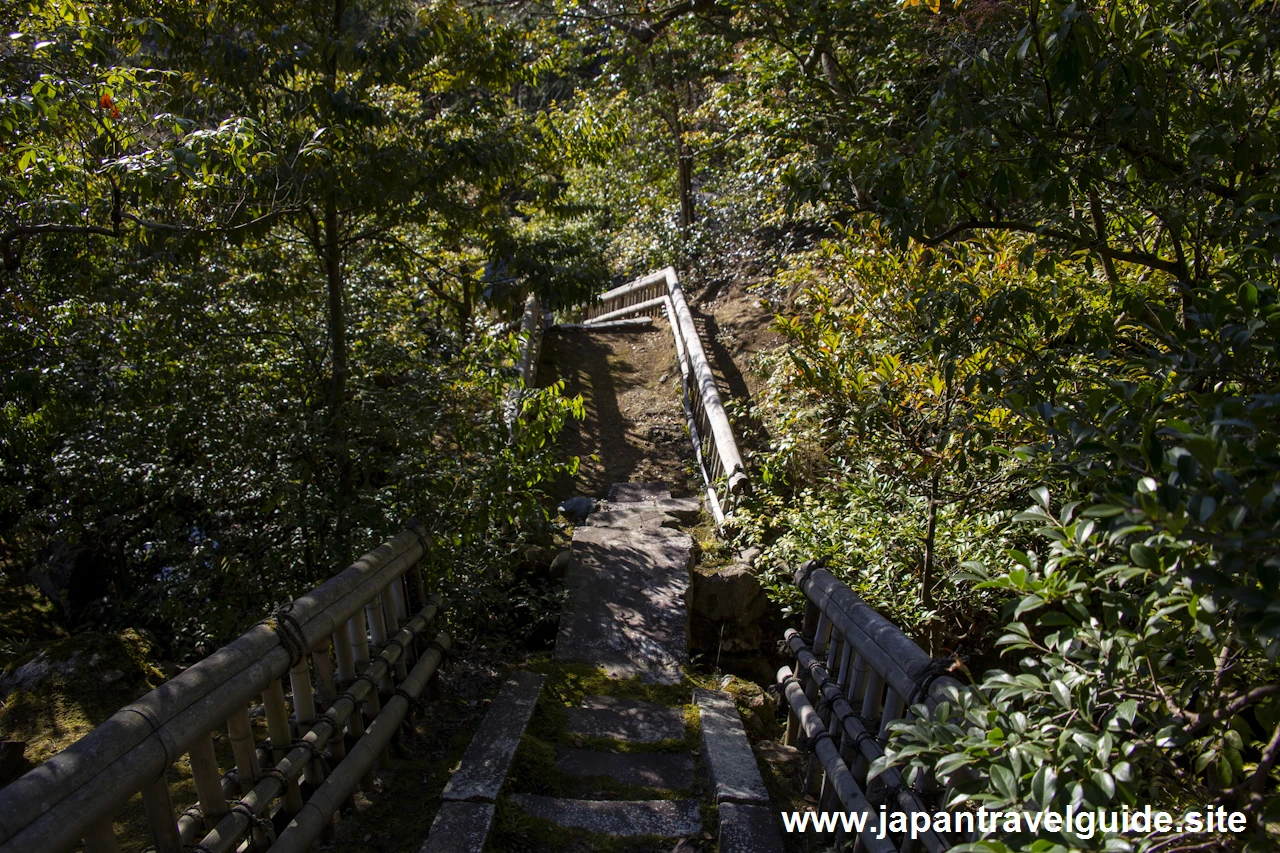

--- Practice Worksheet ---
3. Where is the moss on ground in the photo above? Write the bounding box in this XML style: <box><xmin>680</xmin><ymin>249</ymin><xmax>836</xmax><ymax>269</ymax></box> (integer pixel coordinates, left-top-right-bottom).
<box><xmin>486</xmin><ymin>794</ymin><xmax>713</xmax><ymax>853</ymax></box>
<box><xmin>0</xmin><ymin>629</ymin><xmax>164</xmax><ymax>765</ymax></box>
<box><xmin>507</xmin><ymin>732</ymin><xmax>690</xmax><ymax>801</ymax></box>
<box><xmin>521</xmin><ymin>662</ymin><xmax>702</xmax><ymax>755</ymax></box>
<box><xmin>0</xmin><ymin>574</ymin><xmax>65</xmax><ymax>669</ymax></box>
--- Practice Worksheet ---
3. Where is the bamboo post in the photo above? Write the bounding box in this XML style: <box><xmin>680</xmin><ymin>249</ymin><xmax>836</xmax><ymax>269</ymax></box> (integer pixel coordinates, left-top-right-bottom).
<box><xmin>365</xmin><ymin>596</ymin><xmax>391</xmax><ymax>691</ymax></box>
<box><xmin>411</xmin><ymin>563</ymin><xmax>426</xmax><ymax>612</ymax></box>
<box><xmin>379</xmin><ymin>586</ymin><xmax>408</xmax><ymax>681</ymax></box>
<box><xmin>288</xmin><ymin>660</ymin><xmax>326</xmax><ymax>791</ymax></box>
<box><xmin>311</xmin><ymin>646</ymin><xmax>337</xmax><ymax>706</ymax></box>
<box><xmin>348</xmin><ymin>609</ymin><xmax>371</xmax><ymax>674</ymax></box>
<box><xmin>263</xmin><ymin>680</ymin><xmax>304</xmax><ymax>816</ymax></box>
<box><xmin>226</xmin><ymin>706</ymin><xmax>260</xmax><ymax>796</ymax></box>
<box><xmin>82</xmin><ymin>820</ymin><xmax>120</xmax><ymax>853</ymax></box>
<box><xmin>188</xmin><ymin>733</ymin><xmax>229</xmax><ymax>828</ymax></box>
<box><xmin>347</xmin><ymin>607</ymin><xmax>380</xmax><ymax>728</ymax></box>
<box><xmin>391</xmin><ymin>576</ymin><xmax>408</xmax><ymax>622</ymax></box>
<box><xmin>312</xmin><ymin>643</ymin><xmax>354</xmax><ymax>813</ymax></box>
<box><xmin>141</xmin><ymin>774</ymin><xmax>182</xmax><ymax>853</ymax></box>
<box><xmin>390</xmin><ymin>580</ymin><xmax>414</xmax><ymax>665</ymax></box>
<box><xmin>333</xmin><ymin>624</ymin><xmax>356</xmax><ymax>685</ymax></box>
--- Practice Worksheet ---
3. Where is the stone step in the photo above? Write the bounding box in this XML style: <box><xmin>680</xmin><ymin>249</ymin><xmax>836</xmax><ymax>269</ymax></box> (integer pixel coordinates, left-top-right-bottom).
<box><xmin>718</xmin><ymin>803</ymin><xmax>785</xmax><ymax>853</ymax></box>
<box><xmin>566</xmin><ymin>695</ymin><xmax>687</xmax><ymax>743</ymax></box>
<box><xmin>598</xmin><ymin>496</ymin><xmax>703</xmax><ymax>523</ymax></box>
<box><xmin>508</xmin><ymin>794</ymin><xmax>702</xmax><ymax>837</ymax></box>
<box><xmin>554</xmin><ymin>747</ymin><xmax>695</xmax><ymax>790</ymax></box>
<box><xmin>694</xmin><ymin>689</ymin><xmax>771</xmax><ymax>806</ymax></box>
<box><xmin>554</xmin><ymin>526</ymin><xmax>694</xmax><ymax>684</ymax></box>
<box><xmin>607</xmin><ymin>482</ymin><xmax>672</xmax><ymax>502</ymax></box>
<box><xmin>584</xmin><ymin>508</ymin><xmax>679</xmax><ymax>529</ymax></box>
<box><xmin>418</xmin><ymin>801</ymin><xmax>495</xmax><ymax>853</ymax></box>
<box><xmin>441</xmin><ymin>671</ymin><xmax>546</xmax><ymax>803</ymax></box>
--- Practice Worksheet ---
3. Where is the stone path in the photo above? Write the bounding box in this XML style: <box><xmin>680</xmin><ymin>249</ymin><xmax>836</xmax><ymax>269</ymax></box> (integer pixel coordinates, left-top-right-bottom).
<box><xmin>554</xmin><ymin>483</ymin><xmax>695</xmax><ymax>684</ymax></box>
<box><xmin>421</xmin><ymin>483</ymin><xmax>784</xmax><ymax>852</ymax></box>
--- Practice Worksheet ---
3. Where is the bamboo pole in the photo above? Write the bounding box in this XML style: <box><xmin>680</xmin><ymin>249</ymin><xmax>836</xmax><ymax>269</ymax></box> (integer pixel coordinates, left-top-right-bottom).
<box><xmin>777</xmin><ymin>667</ymin><xmax>895</xmax><ymax>853</ymax></box>
<box><xmin>662</xmin><ymin>267</ymin><xmax>748</xmax><ymax>496</ymax></box>
<box><xmin>263</xmin><ymin>680</ymin><xmax>304</xmax><ymax>816</ymax></box>
<box><xmin>140</xmin><ymin>774</ymin><xmax>181</xmax><ymax>853</ymax></box>
<box><xmin>269</xmin><ymin>634</ymin><xmax>452</xmax><ymax>853</ymax></box>
<box><xmin>226</xmin><ymin>706</ymin><xmax>260</xmax><ymax>796</ymax></box>
<box><xmin>597</xmin><ymin>270</ymin><xmax>666</xmax><ymax>302</ymax></box>
<box><xmin>0</xmin><ymin>528</ymin><xmax>428</xmax><ymax>853</ymax></box>
<box><xmin>81</xmin><ymin>821</ymin><xmax>119</xmax><ymax>853</ymax></box>
<box><xmin>793</xmin><ymin>563</ymin><xmax>965</xmax><ymax>711</ymax></box>
<box><xmin>585</xmin><ymin>295</ymin><xmax>669</xmax><ymax>325</ymax></box>
<box><xmin>195</xmin><ymin>606</ymin><xmax>442</xmax><ymax>853</ymax></box>
<box><xmin>187</xmin><ymin>733</ymin><xmax>229</xmax><ymax>828</ymax></box>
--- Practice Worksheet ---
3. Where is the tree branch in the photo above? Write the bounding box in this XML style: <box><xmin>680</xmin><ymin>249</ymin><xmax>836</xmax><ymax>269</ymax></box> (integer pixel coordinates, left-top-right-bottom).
<box><xmin>920</xmin><ymin>219</ymin><xmax>1185</xmax><ymax>277</ymax></box>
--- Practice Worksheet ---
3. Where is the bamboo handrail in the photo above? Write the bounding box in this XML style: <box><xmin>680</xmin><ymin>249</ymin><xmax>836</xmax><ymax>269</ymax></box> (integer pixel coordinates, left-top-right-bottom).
<box><xmin>0</xmin><ymin>528</ymin><xmax>438</xmax><ymax>853</ymax></box>
<box><xmin>582</xmin><ymin>267</ymin><xmax>749</xmax><ymax>520</ymax></box>
<box><xmin>776</xmin><ymin>561</ymin><xmax>966</xmax><ymax>850</ymax></box>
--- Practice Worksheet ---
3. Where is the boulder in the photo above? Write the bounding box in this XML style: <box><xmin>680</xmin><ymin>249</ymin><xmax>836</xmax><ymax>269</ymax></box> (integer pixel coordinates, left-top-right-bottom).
<box><xmin>693</xmin><ymin>564</ymin><xmax>766</xmax><ymax>624</ymax></box>
<box><xmin>690</xmin><ymin>564</ymin><xmax>770</xmax><ymax>653</ymax></box>
<box><xmin>549</xmin><ymin>550</ymin><xmax>572</xmax><ymax>581</ymax></box>
<box><xmin>557</xmin><ymin>496</ymin><xmax>595</xmax><ymax>523</ymax></box>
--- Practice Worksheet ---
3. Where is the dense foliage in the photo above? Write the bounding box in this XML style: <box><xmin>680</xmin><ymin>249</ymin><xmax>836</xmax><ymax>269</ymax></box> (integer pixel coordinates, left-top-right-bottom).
<box><xmin>3</xmin><ymin>0</ymin><xmax>1279</xmax><ymax>847</ymax></box>
<box><xmin>1</xmin><ymin>0</ymin><xmax>591</xmax><ymax>653</ymax></box>
<box><xmin>537</xmin><ymin>0</ymin><xmax>1280</xmax><ymax>848</ymax></box>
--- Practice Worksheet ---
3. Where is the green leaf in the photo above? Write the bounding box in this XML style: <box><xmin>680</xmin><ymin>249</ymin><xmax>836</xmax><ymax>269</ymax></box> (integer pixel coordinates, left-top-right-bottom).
<box><xmin>990</xmin><ymin>764</ymin><xmax>1018</xmax><ymax>802</ymax></box>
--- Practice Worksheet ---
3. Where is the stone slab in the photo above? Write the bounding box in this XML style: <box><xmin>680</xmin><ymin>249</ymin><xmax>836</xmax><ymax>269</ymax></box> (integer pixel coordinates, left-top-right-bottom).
<box><xmin>509</xmin><ymin>794</ymin><xmax>702</xmax><ymax>837</ymax></box>
<box><xmin>597</xmin><ymin>497</ymin><xmax>703</xmax><ymax>523</ymax></box>
<box><xmin>718</xmin><ymin>803</ymin><xmax>785</xmax><ymax>853</ymax></box>
<box><xmin>695</xmin><ymin>689</ymin><xmax>771</xmax><ymax>805</ymax></box>
<box><xmin>554</xmin><ymin>525</ymin><xmax>694</xmax><ymax>684</ymax></box>
<box><xmin>441</xmin><ymin>671</ymin><xmax>546</xmax><ymax>802</ymax></box>
<box><xmin>566</xmin><ymin>695</ymin><xmax>687</xmax><ymax>743</ymax></box>
<box><xmin>555</xmin><ymin>747</ymin><xmax>695</xmax><ymax>790</ymax></box>
<box><xmin>584</xmin><ymin>508</ymin><xmax>680</xmax><ymax>529</ymax></box>
<box><xmin>655</xmin><ymin>497</ymin><xmax>703</xmax><ymax>522</ymax></box>
<box><xmin>419</xmin><ymin>801</ymin><xmax>495</xmax><ymax>853</ymax></box>
<box><xmin>607</xmin><ymin>482</ymin><xmax>672</xmax><ymax>502</ymax></box>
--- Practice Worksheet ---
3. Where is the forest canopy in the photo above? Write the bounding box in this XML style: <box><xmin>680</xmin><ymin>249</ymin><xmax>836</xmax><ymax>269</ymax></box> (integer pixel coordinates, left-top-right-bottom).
<box><xmin>3</xmin><ymin>0</ymin><xmax>1279</xmax><ymax>849</ymax></box>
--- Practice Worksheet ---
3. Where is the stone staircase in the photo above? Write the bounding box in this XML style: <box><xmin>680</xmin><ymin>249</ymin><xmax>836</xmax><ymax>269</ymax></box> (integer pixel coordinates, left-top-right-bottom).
<box><xmin>420</xmin><ymin>483</ymin><xmax>784</xmax><ymax>852</ymax></box>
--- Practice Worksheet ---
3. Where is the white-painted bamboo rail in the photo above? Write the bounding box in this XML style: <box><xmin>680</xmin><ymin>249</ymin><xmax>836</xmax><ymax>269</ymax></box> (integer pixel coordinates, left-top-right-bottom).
<box><xmin>0</xmin><ymin>526</ymin><xmax>446</xmax><ymax>853</ymax></box>
<box><xmin>584</xmin><ymin>267</ymin><xmax>748</xmax><ymax>523</ymax></box>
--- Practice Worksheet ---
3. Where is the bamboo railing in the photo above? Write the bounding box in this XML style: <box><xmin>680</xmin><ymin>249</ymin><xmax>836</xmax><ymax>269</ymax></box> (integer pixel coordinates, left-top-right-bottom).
<box><xmin>777</xmin><ymin>561</ymin><xmax>968</xmax><ymax>851</ymax></box>
<box><xmin>0</xmin><ymin>528</ymin><xmax>449</xmax><ymax>853</ymax></box>
<box><xmin>583</xmin><ymin>267</ymin><xmax>748</xmax><ymax>522</ymax></box>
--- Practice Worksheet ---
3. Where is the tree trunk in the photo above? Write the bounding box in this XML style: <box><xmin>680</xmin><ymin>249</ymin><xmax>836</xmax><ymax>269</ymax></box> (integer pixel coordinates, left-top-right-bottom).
<box><xmin>674</xmin><ymin>111</ymin><xmax>695</xmax><ymax>241</ymax></box>
<box><xmin>922</xmin><ymin>468</ymin><xmax>941</xmax><ymax>653</ymax></box>
<box><xmin>324</xmin><ymin>198</ymin><xmax>352</xmax><ymax>561</ymax></box>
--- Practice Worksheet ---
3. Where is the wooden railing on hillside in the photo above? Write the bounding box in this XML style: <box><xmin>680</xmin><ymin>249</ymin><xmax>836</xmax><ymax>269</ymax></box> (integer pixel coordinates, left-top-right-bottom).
<box><xmin>777</xmin><ymin>561</ymin><xmax>968</xmax><ymax>851</ymax></box>
<box><xmin>584</xmin><ymin>267</ymin><xmax>748</xmax><ymax>522</ymax></box>
<box><xmin>0</xmin><ymin>529</ymin><xmax>450</xmax><ymax>853</ymax></box>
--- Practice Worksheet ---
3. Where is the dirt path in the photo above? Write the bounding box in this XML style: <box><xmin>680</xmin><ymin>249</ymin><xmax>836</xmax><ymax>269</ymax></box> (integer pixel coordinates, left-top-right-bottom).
<box><xmin>538</xmin><ymin>326</ymin><xmax>700</xmax><ymax>501</ymax></box>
